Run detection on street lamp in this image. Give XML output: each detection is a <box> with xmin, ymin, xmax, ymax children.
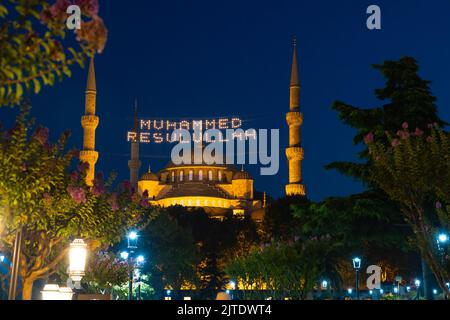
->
<box><xmin>322</xmin><ymin>280</ymin><xmax>328</xmax><ymax>290</ymax></box>
<box><xmin>347</xmin><ymin>288</ymin><xmax>353</xmax><ymax>295</ymax></box>
<box><xmin>415</xmin><ymin>279</ymin><xmax>421</xmax><ymax>300</ymax></box>
<box><xmin>125</xmin><ymin>230</ymin><xmax>139</xmax><ymax>300</ymax></box>
<box><xmin>128</xmin><ymin>231</ymin><xmax>138</xmax><ymax>249</ymax></box>
<box><xmin>136</xmin><ymin>255</ymin><xmax>145</xmax><ymax>300</ymax></box>
<box><xmin>120</xmin><ymin>251</ymin><xmax>129</xmax><ymax>260</ymax></box>
<box><xmin>69</xmin><ymin>238</ymin><xmax>87</xmax><ymax>282</ymax></box>
<box><xmin>438</xmin><ymin>233</ymin><xmax>449</xmax><ymax>244</ymax></box>
<box><xmin>352</xmin><ymin>257</ymin><xmax>361</xmax><ymax>300</ymax></box>
<box><xmin>137</xmin><ymin>255</ymin><xmax>145</xmax><ymax>264</ymax></box>
<box><xmin>0</xmin><ymin>254</ymin><xmax>4</xmax><ymax>263</ymax></box>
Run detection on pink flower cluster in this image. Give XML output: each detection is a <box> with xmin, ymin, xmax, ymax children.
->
<box><xmin>43</xmin><ymin>0</ymin><xmax>99</xmax><ymax>21</ymax></box>
<box><xmin>33</xmin><ymin>127</ymin><xmax>49</xmax><ymax>145</ymax></box>
<box><xmin>78</xmin><ymin>162</ymin><xmax>89</xmax><ymax>173</ymax></box>
<box><xmin>67</xmin><ymin>185</ymin><xmax>86</xmax><ymax>204</ymax></box>
<box><xmin>140</xmin><ymin>190</ymin><xmax>150</xmax><ymax>208</ymax></box>
<box><xmin>108</xmin><ymin>192</ymin><xmax>119</xmax><ymax>211</ymax></box>
<box><xmin>92</xmin><ymin>171</ymin><xmax>105</xmax><ymax>196</ymax></box>
<box><xmin>364</xmin><ymin>132</ymin><xmax>374</xmax><ymax>144</ymax></box>
<box><xmin>41</xmin><ymin>0</ymin><xmax>107</xmax><ymax>53</ymax></box>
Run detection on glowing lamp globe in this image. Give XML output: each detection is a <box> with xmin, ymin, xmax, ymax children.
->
<box><xmin>69</xmin><ymin>238</ymin><xmax>87</xmax><ymax>282</ymax></box>
<box><xmin>438</xmin><ymin>233</ymin><xmax>449</xmax><ymax>243</ymax></box>
<box><xmin>322</xmin><ymin>280</ymin><xmax>328</xmax><ymax>289</ymax></box>
<box><xmin>415</xmin><ymin>279</ymin><xmax>421</xmax><ymax>287</ymax></box>
<box><xmin>120</xmin><ymin>251</ymin><xmax>129</xmax><ymax>260</ymax></box>
<box><xmin>137</xmin><ymin>255</ymin><xmax>145</xmax><ymax>264</ymax></box>
<box><xmin>229</xmin><ymin>281</ymin><xmax>236</xmax><ymax>290</ymax></box>
<box><xmin>352</xmin><ymin>257</ymin><xmax>361</xmax><ymax>270</ymax></box>
<box><xmin>127</xmin><ymin>231</ymin><xmax>138</xmax><ymax>249</ymax></box>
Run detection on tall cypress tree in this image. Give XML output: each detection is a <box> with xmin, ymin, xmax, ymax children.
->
<box><xmin>326</xmin><ymin>56</ymin><xmax>448</xmax><ymax>299</ymax></box>
<box><xmin>326</xmin><ymin>56</ymin><xmax>447</xmax><ymax>182</ymax></box>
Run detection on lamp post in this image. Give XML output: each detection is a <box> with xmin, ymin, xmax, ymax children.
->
<box><xmin>136</xmin><ymin>255</ymin><xmax>145</xmax><ymax>300</ymax></box>
<box><xmin>8</xmin><ymin>226</ymin><xmax>23</xmax><ymax>300</ymax></box>
<box><xmin>229</xmin><ymin>280</ymin><xmax>236</xmax><ymax>300</ymax></box>
<box><xmin>352</xmin><ymin>257</ymin><xmax>361</xmax><ymax>300</ymax></box>
<box><xmin>415</xmin><ymin>279</ymin><xmax>421</xmax><ymax>300</ymax></box>
<box><xmin>68</xmin><ymin>238</ymin><xmax>88</xmax><ymax>284</ymax></box>
<box><xmin>124</xmin><ymin>230</ymin><xmax>139</xmax><ymax>301</ymax></box>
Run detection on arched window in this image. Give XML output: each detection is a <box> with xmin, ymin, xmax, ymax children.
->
<box><xmin>218</xmin><ymin>171</ymin><xmax>222</xmax><ymax>181</ymax></box>
<box><xmin>171</xmin><ymin>171</ymin><xmax>175</xmax><ymax>182</ymax></box>
<box><xmin>189</xmin><ymin>170</ymin><xmax>193</xmax><ymax>181</ymax></box>
<box><xmin>208</xmin><ymin>170</ymin><xmax>213</xmax><ymax>181</ymax></box>
<box><xmin>179</xmin><ymin>171</ymin><xmax>184</xmax><ymax>182</ymax></box>
<box><xmin>198</xmin><ymin>170</ymin><xmax>203</xmax><ymax>181</ymax></box>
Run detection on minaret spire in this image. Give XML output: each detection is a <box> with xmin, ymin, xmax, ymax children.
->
<box><xmin>80</xmin><ymin>57</ymin><xmax>99</xmax><ymax>186</ymax></box>
<box><xmin>128</xmin><ymin>99</ymin><xmax>141</xmax><ymax>189</ymax></box>
<box><xmin>290</xmin><ymin>36</ymin><xmax>299</xmax><ymax>88</ymax></box>
<box><xmin>285</xmin><ymin>37</ymin><xmax>305</xmax><ymax>196</ymax></box>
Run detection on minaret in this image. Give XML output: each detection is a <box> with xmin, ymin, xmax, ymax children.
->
<box><xmin>128</xmin><ymin>100</ymin><xmax>141</xmax><ymax>189</ymax></box>
<box><xmin>80</xmin><ymin>57</ymin><xmax>99</xmax><ymax>187</ymax></box>
<box><xmin>285</xmin><ymin>37</ymin><xmax>305</xmax><ymax>196</ymax></box>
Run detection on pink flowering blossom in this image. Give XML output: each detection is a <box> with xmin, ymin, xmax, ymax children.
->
<box><xmin>426</xmin><ymin>136</ymin><xmax>433</xmax><ymax>143</ymax></box>
<box><xmin>78</xmin><ymin>162</ymin><xmax>90</xmax><ymax>173</ymax></box>
<box><xmin>397</xmin><ymin>130</ymin><xmax>409</xmax><ymax>140</ymax></box>
<box><xmin>67</xmin><ymin>185</ymin><xmax>86</xmax><ymax>204</ymax></box>
<box><xmin>436</xmin><ymin>202</ymin><xmax>442</xmax><ymax>209</ymax></box>
<box><xmin>414</xmin><ymin>128</ymin><xmax>424</xmax><ymax>137</ymax></box>
<box><xmin>109</xmin><ymin>192</ymin><xmax>119</xmax><ymax>211</ymax></box>
<box><xmin>364</xmin><ymin>132</ymin><xmax>374</xmax><ymax>144</ymax></box>
<box><xmin>34</xmin><ymin>127</ymin><xmax>49</xmax><ymax>145</ymax></box>
<box><xmin>121</xmin><ymin>180</ymin><xmax>131</xmax><ymax>191</ymax></box>
<box><xmin>391</xmin><ymin>139</ymin><xmax>400</xmax><ymax>147</ymax></box>
<box><xmin>402</xmin><ymin>122</ymin><xmax>409</xmax><ymax>129</ymax></box>
<box><xmin>69</xmin><ymin>170</ymin><xmax>79</xmax><ymax>181</ymax></box>
<box><xmin>76</xmin><ymin>0</ymin><xmax>99</xmax><ymax>15</ymax></box>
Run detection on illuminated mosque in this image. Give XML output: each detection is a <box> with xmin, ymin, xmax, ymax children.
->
<box><xmin>79</xmin><ymin>41</ymin><xmax>305</xmax><ymax>220</ymax></box>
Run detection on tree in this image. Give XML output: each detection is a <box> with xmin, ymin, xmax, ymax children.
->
<box><xmin>262</xmin><ymin>195</ymin><xmax>309</xmax><ymax>241</ymax></box>
<box><xmin>327</xmin><ymin>57</ymin><xmax>447</xmax><ymax>182</ymax></box>
<box><xmin>140</xmin><ymin>210</ymin><xmax>199</xmax><ymax>295</ymax></box>
<box><xmin>0</xmin><ymin>106</ymin><xmax>154</xmax><ymax>299</ymax></box>
<box><xmin>0</xmin><ymin>0</ymin><xmax>107</xmax><ymax>106</ymax></box>
<box><xmin>365</xmin><ymin>124</ymin><xmax>450</xmax><ymax>295</ymax></box>
<box><xmin>81</xmin><ymin>251</ymin><xmax>132</xmax><ymax>296</ymax></box>
<box><xmin>225</xmin><ymin>242</ymin><xmax>325</xmax><ymax>300</ymax></box>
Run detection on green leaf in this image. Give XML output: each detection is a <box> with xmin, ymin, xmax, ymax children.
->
<box><xmin>33</xmin><ymin>79</ymin><xmax>41</xmax><ymax>94</ymax></box>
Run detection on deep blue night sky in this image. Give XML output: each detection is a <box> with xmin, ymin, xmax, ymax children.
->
<box><xmin>3</xmin><ymin>0</ymin><xmax>450</xmax><ymax>201</ymax></box>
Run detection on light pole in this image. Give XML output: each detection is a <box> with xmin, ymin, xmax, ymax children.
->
<box><xmin>136</xmin><ymin>255</ymin><xmax>145</xmax><ymax>300</ymax></box>
<box><xmin>229</xmin><ymin>280</ymin><xmax>236</xmax><ymax>300</ymax></box>
<box><xmin>8</xmin><ymin>226</ymin><xmax>23</xmax><ymax>300</ymax></box>
<box><xmin>415</xmin><ymin>279</ymin><xmax>421</xmax><ymax>300</ymax></box>
<box><xmin>352</xmin><ymin>257</ymin><xmax>361</xmax><ymax>300</ymax></box>
<box><xmin>437</xmin><ymin>232</ymin><xmax>449</xmax><ymax>300</ymax></box>
<box><xmin>125</xmin><ymin>230</ymin><xmax>138</xmax><ymax>300</ymax></box>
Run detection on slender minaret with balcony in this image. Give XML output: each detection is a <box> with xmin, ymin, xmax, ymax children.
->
<box><xmin>80</xmin><ymin>57</ymin><xmax>99</xmax><ymax>187</ymax></box>
<box><xmin>128</xmin><ymin>101</ymin><xmax>141</xmax><ymax>189</ymax></box>
<box><xmin>285</xmin><ymin>38</ymin><xmax>305</xmax><ymax>196</ymax></box>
